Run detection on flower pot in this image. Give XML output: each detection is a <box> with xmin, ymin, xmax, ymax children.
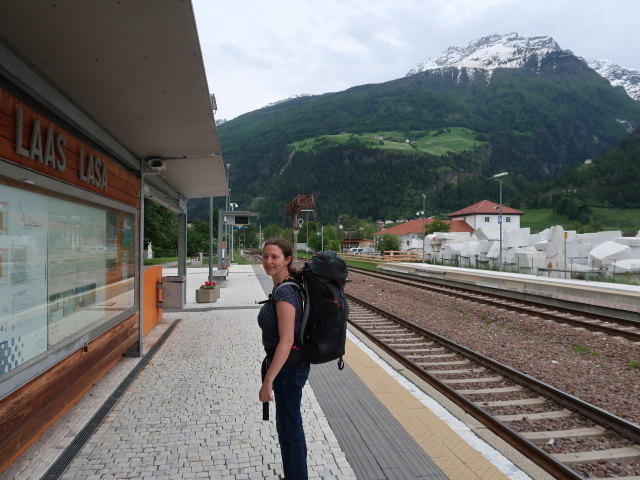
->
<box><xmin>196</xmin><ymin>288</ymin><xmax>219</xmax><ymax>303</ymax></box>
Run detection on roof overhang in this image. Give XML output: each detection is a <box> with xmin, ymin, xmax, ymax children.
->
<box><xmin>0</xmin><ymin>0</ymin><xmax>227</xmax><ymax>202</ymax></box>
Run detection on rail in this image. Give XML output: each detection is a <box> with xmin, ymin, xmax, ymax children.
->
<box><xmin>346</xmin><ymin>294</ymin><xmax>640</xmax><ymax>479</ymax></box>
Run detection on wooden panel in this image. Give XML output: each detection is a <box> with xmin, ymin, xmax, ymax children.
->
<box><xmin>0</xmin><ymin>315</ymin><xmax>139</xmax><ymax>472</ymax></box>
<box><xmin>0</xmin><ymin>89</ymin><xmax>139</xmax><ymax>208</ymax></box>
<box><xmin>143</xmin><ymin>265</ymin><xmax>163</xmax><ymax>335</ymax></box>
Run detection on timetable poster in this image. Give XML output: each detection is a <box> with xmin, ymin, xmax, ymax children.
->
<box><xmin>0</xmin><ymin>185</ymin><xmax>48</xmax><ymax>376</ymax></box>
<box><xmin>47</xmin><ymin>198</ymin><xmax>108</xmax><ymax>345</ymax></box>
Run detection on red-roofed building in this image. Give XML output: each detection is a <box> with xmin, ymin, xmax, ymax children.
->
<box><xmin>447</xmin><ymin>200</ymin><xmax>524</xmax><ymax>231</ymax></box>
<box><xmin>373</xmin><ymin>218</ymin><xmax>473</xmax><ymax>250</ymax></box>
<box><xmin>371</xmin><ymin>200</ymin><xmax>524</xmax><ymax>251</ymax></box>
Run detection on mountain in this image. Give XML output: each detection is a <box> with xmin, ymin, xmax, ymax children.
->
<box><xmin>554</xmin><ymin>127</ymin><xmax>640</xmax><ymax>209</ymax></box>
<box><xmin>407</xmin><ymin>33</ymin><xmax>564</xmax><ymax>76</ymax></box>
<box><xmin>212</xmin><ymin>34</ymin><xmax>640</xmax><ymax>224</ymax></box>
<box><xmin>583</xmin><ymin>58</ymin><xmax>640</xmax><ymax>102</ymax></box>
<box><xmin>408</xmin><ymin>32</ymin><xmax>640</xmax><ymax>103</ymax></box>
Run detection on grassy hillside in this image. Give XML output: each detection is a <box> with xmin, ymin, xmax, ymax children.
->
<box><xmin>288</xmin><ymin>127</ymin><xmax>487</xmax><ymax>156</ymax></box>
<box><xmin>592</xmin><ymin>208</ymin><xmax>640</xmax><ymax>230</ymax></box>
<box><xmin>519</xmin><ymin>209</ymin><xmax>573</xmax><ymax>232</ymax></box>
<box><xmin>521</xmin><ymin>208</ymin><xmax>640</xmax><ymax>232</ymax></box>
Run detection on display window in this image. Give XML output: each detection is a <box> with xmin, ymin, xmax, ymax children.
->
<box><xmin>0</xmin><ymin>172</ymin><xmax>136</xmax><ymax>392</ymax></box>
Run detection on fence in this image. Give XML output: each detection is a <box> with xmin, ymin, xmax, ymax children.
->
<box><xmin>339</xmin><ymin>251</ymin><xmax>610</xmax><ymax>281</ymax></box>
<box><xmin>340</xmin><ymin>251</ymin><xmax>426</xmax><ymax>264</ymax></box>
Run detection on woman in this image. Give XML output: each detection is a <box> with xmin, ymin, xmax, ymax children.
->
<box><xmin>258</xmin><ymin>237</ymin><xmax>309</xmax><ymax>479</ymax></box>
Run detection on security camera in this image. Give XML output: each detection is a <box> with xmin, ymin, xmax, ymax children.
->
<box><xmin>147</xmin><ymin>159</ymin><xmax>166</xmax><ymax>171</ymax></box>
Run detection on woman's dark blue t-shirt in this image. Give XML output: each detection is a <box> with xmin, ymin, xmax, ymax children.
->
<box><xmin>258</xmin><ymin>283</ymin><xmax>303</xmax><ymax>353</ymax></box>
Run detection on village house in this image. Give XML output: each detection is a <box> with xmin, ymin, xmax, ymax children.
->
<box><xmin>369</xmin><ymin>200</ymin><xmax>639</xmax><ymax>281</ymax></box>
<box><xmin>447</xmin><ymin>200</ymin><xmax>524</xmax><ymax>231</ymax></box>
<box><xmin>373</xmin><ymin>217</ymin><xmax>474</xmax><ymax>250</ymax></box>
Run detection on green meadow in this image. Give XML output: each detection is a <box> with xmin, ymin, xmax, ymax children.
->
<box><xmin>288</xmin><ymin>127</ymin><xmax>486</xmax><ymax>156</ymax></box>
<box><xmin>521</xmin><ymin>208</ymin><xmax>640</xmax><ymax>232</ymax></box>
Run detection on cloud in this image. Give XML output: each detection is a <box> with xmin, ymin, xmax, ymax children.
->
<box><xmin>193</xmin><ymin>0</ymin><xmax>640</xmax><ymax>120</ymax></box>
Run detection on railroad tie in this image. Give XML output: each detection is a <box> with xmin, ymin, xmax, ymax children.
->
<box><xmin>553</xmin><ymin>446</ymin><xmax>640</xmax><ymax>465</ymax></box>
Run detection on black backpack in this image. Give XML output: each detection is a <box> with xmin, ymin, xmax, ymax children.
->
<box><xmin>274</xmin><ymin>251</ymin><xmax>349</xmax><ymax>369</ymax></box>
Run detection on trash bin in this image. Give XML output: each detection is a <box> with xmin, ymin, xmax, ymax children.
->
<box><xmin>161</xmin><ymin>275</ymin><xmax>185</xmax><ymax>309</ymax></box>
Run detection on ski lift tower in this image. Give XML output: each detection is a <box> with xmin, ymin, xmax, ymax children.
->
<box><xmin>284</xmin><ymin>194</ymin><xmax>317</xmax><ymax>259</ymax></box>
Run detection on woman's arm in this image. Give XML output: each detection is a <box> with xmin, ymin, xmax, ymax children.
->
<box><xmin>259</xmin><ymin>300</ymin><xmax>296</xmax><ymax>402</ymax></box>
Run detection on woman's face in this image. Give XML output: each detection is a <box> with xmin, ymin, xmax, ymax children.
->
<box><xmin>262</xmin><ymin>244</ymin><xmax>291</xmax><ymax>281</ymax></box>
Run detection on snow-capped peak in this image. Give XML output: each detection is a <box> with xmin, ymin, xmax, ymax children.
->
<box><xmin>407</xmin><ymin>33</ymin><xmax>563</xmax><ymax>75</ymax></box>
<box><xmin>407</xmin><ymin>33</ymin><xmax>640</xmax><ymax>103</ymax></box>
<box><xmin>582</xmin><ymin>58</ymin><xmax>640</xmax><ymax>102</ymax></box>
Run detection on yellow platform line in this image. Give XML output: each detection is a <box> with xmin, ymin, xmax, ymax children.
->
<box><xmin>344</xmin><ymin>337</ymin><xmax>511</xmax><ymax>480</ymax></box>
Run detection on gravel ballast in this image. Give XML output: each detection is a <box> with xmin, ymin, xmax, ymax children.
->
<box><xmin>346</xmin><ymin>272</ymin><xmax>640</xmax><ymax>423</ymax></box>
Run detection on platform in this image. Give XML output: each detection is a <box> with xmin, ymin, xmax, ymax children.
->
<box><xmin>1</xmin><ymin>264</ymin><xmax>545</xmax><ymax>480</ymax></box>
<box><xmin>379</xmin><ymin>263</ymin><xmax>640</xmax><ymax>321</ymax></box>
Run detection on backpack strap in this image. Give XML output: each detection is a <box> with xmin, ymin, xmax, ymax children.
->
<box><xmin>271</xmin><ymin>280</ymin><xmax>307</xmax><ymax>347</ymax></box>
<box><xmin>272</xmin><ymin>280</ymin><xmax>303</xmax><ymax>313</ymax></box>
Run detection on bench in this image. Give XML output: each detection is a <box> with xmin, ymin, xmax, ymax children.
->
<box><xmin>210</xmin><ymin>268</ymin><xmax>229</xmax><ymax>288</ymax></box>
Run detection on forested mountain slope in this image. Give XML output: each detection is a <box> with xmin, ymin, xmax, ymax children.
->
<box><xmin>213</xmin><ymin>42</ymin><xmax>640</xmax><ymax>223</ymax></box>
<box><xmin>554</xmin><ymin>128</ymin><xmax>640</xmax><ymax>209</ymax></box>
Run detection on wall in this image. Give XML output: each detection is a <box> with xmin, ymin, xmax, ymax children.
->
<box><xmin>0</xmin><ymin>87</ymin><xmax>141</xmax><ymax>472</ymax></box>
<box><xmin>0</xmin><ymin>315</ymin><xmax>138</xmax><ymax>471</ymax></box>
<box><xmin>143</xmin><ymin>266</ymin><xmax>163</xmax><ymax>335</ymax></box>
<box><xmin>0</xmin><ymin>91</ymin><xmax>139</xmax><ymax>208</ymax></box>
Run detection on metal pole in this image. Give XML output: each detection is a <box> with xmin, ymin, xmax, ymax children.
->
<box><xmin>137</xmin><ymin>165</ymin><xmax>146</xmax><ymax>357</ymax></box>
<box><xmin>564</xmin><ymin>231</ymin><xmax>567</xmax><ymax>279</ymax></box>
<box><xmin>230</xmin><ymin>203</ymin><xmax>236</xmax><ymax>263</ymax></box>
<box><xmin>499</xmin><ymin>179</ymin><xmax>503</xmax><ymax>272</ymax></box>
<box><xmin>217</xmin><ymin>209</ymin><xmax>223</xmax><ymax>269</ymax></box>
<box><xmin>208</xmin><ymin>196</ymin><xmax>213</xmax><ymax>282</ymax></box>
<box><xmin>225</xmin><ymin>163</ymin><xmax>230</xmax><ymax>267</ymax></box>
<box><xmin>422</xmin><ymin>193</ymin><xmax>426</xmax><ymax>263</ymax></box>
<box><xmin>177</xmin><ymin>212</ymin><xmax>187</xmax><ymax>308</ymax></box>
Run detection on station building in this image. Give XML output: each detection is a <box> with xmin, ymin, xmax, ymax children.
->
<box><xmin>0</xmin><ymin>2</ymin><xmax>226</xmax><ymax>471</ymax></box>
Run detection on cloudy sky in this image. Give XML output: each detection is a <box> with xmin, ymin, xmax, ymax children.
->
<box><xmin>193</xmin><ymin>0</ymin><xmax>640</xmax><ymax>121</ymax></box>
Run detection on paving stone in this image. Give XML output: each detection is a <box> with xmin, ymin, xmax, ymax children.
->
<box><xmin>39</xmin><ymin>272</ymin><xmax>354</xmax><ymax>479</ymax></box>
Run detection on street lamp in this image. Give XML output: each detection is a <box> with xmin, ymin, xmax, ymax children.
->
<box><xmin>422</xmin><ymin>193</ymin><xmax>426</xmax><ymax>263</ymax></box>
<box><xmin>492</xmin><ymin>172</ymin><xmax>508</xmax><ymax>271</ymax></box>
<box><xmin>229</xmin><ymin>202</ymin><xmax>238</xmax><ymax>262</ymax></box>
<box><xmin>225</xmin><ymin>164</ymin><xmax>231</xmax><ymax>267</ymax></box>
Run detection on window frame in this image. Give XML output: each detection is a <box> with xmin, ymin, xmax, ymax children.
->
<box><xmin>0</xmin><ymin>160</ymin><xmax>138</xmax><ymax>400</ymax></box>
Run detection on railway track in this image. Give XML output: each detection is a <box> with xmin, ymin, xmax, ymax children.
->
<box><xmin>346</xmin><ymin>294</ymin><xmax>640</xmax><ymax>479</ymax></box>
<box><xmin>348</xmin><ymin>266</ymin><xmax>640</xmax><ymax>342</ymax></box>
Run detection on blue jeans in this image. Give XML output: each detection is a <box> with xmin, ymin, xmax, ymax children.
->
<box><xmin>273</xmin><ymin>361</ymin><xmax>310</xmax><ymax>479</ymax></box>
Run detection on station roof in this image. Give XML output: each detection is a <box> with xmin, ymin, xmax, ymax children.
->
<box><xmin>0</xmin><ymin>1</ymin><xmax>227</xmax><ymax>202</ymax></box>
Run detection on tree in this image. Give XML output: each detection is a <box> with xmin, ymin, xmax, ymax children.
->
<box><xmin>376</xmin><ymin>233</ymin><xmax>401</xmax><ymax>253</ymax></box>
<box><xmin>187</xmin><ymin>219</ymin><xmax>214</xmax><ymax>256</ymax></box>
<box><xmin>424</xmin><ymin>217</ymin><xmax>451</xmax><ymax>236</ymax></box>
<box><xmin>144</xmin><ymin>198</ymin><xmax>178</xmax><ymax>257</ymax></box>
<box><xmin>242</xmin><ymin>223</ymin><xmax>259</xmax><ymax>248</ymax></box>
<box><xmin>263</xmin><ymin>223</ymin><xmax>286</xmax><ymax>241</ymax></box>
<box><xmin>308</xmin><ymin>225</ymin><xmax>342</xmax><ymax>252</ymax></box>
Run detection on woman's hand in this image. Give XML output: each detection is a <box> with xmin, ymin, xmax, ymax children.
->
<box><xmin>259</xmin><ymin>379</ymin><xmax>273</xmax><ymax>402</ymax></box>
